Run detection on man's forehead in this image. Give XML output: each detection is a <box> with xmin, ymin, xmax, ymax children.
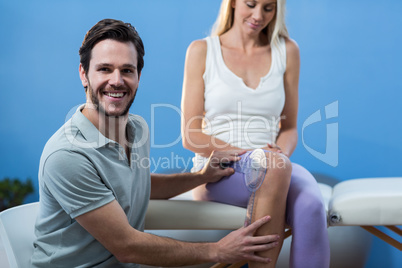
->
<box><xmin>90</xmin><ymin>39</ymin><xmax>138</xmax><ymax>65</ymax></box>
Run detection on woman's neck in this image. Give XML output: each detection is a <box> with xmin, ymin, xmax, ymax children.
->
<box><xmin>220</xmin><ymin>27</ymin><xmax>269</xmax><ymax>51</ymax></box>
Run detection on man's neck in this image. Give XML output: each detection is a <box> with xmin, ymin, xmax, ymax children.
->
<box><xmin>82</xmin><ymin>104</ymin><xmax>129</xmax><ymax>147</ymax></box>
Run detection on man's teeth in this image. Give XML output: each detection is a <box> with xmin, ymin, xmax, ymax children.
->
<box><xmin>105</xmin><ymin>92</ymin><xmax>124</xmax><ymax>98</ymax></box>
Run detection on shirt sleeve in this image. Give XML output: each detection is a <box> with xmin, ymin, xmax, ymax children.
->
<box><xmin>42</xmin><ymin>149</ymin><xmax>115</xmax><ymax>218</ymax></box>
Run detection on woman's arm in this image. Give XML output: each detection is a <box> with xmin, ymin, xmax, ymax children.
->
<box><xmin>275</xmin><ymin>38</ymin><xmax>300</xmax><ymax>157</ymax></box>
<box><xmin>181</xmin><ymin>40</ymin><xmax>239</xmax><ymax>157</ymax></box>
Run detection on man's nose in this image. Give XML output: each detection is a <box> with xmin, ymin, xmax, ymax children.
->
<box><xmin>109</xmin><ymin>70</ymin><xmax>124</xmax><ymax>87</ymax></box>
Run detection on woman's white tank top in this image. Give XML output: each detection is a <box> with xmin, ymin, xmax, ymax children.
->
<box><xmin>192</xmin><ymin>36</ymin><xmax>287</xmax><ymax>171</ymax></box>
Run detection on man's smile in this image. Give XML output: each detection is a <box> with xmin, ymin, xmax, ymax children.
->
<box><xmin>103</xmin><ymin>92</ymin><xmax>127</xmax><ymax>99</ymax></box>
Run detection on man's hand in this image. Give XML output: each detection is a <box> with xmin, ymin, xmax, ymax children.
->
<box><xmin>199</xmin><ymin>150</ymin><xmax>246</xmax><ymax>184</ymax></box>
<box><xmin>213</xmin><ymin>216</ymin><xmax>278</xmax><ymax>264</ymax></box>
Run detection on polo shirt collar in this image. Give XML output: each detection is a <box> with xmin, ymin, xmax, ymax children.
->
<box><xmin>71</xmin><ymin>104</ymin><xmax>111</xmax><ymax>148</ymax></box>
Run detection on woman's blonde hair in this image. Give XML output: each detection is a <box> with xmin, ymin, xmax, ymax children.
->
<box><xmin>211</xmin><ymin>0</ymin><xmax>289</xmax><ymax>48</ymax></box>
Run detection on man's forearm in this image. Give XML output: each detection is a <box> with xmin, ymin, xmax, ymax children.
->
<box><xmin>150</xmin><ymin>150</ymin><xmax>244</xmax><ymax>199</ymax></box>
<box><xmin>150</xmin><ymin>172</ymin><xmax>205</xmax><ymax>199</ymax></box>
<box><xmin>118</xmin><ymin>217</ymin><xmax>276</xmax><ymax>266</ymax></box>
<box><xmin>77</xmin><ymin>201</ymin><xmax>276</xmax><ymax>266</ymax></box>
<box><xmin>118</xmin><ymin>231</ymin><xmax>217</xmax><ymax>266</ymax></box>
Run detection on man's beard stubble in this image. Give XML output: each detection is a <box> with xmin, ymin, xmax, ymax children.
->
<box><xmin>87</xmin><ymin>83</ymin><xmax>137</xmax><ymax>117</ymax></box>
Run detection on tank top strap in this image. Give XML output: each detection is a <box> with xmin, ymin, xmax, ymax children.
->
<box><xmin>271</xmin><ymin>37</ymin><xmax>287</xmax><ymax>74</ymax></box>
<box><xmin>203</xmin><ymin>36</ymin><xmax>221</xmax><ymax>84</ymax></box>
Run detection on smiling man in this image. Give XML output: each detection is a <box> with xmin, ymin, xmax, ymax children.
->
<box><xmin>31</xmin><ymin>19</ymin><xmax>279</xmax><ymax>267</ymax></box>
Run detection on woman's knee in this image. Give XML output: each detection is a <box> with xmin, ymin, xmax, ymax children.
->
<box><xmin>291</xmin><ymin>163</ymin><xmax>316</xmax><ymax>184</ymax></box>
<box><xmin>260</xmin><ymin>151</ymin><xmax>292</xmax><ymax>190</ymax></box>
<box><xmin>267</xmin><ymin>151</ymin><xmax>292</xmax><ymax>176</ymax></box>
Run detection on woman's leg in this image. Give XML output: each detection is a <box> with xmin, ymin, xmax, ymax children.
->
<box><xmin>286</xmin><ymin>163</ymin><xmax>330</xmax><ymax>268</ymax></box>
<box><xmin>192</xmin><ymin>151</ymin><xmax>253</xmax><ymax>207</ymax></box>
<box><xmin>248</xmin><ymin>151</ymin><xmax>292</xmax><ymax>268</ymax></box>
<box><xmin>192</xmin><ymin>150</ymin><xmax>292</xmax><ymax>266</ymax></box>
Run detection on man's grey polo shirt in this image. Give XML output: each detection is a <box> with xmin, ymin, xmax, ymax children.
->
<box><xmin>32</xmin><ymin>105</ymin><xmax>151</xmax><ymax>267</ymax></box>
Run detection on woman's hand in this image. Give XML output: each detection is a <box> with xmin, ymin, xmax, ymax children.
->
<box><xmin>263</xmin><ymin>143</ymin><xmax>288</xmax><ymax>156</ymax></box>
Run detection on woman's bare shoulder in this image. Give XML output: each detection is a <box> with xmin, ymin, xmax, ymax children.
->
<box><xmin>187</xmin><ymin>39</ymin><xmax>207</xmax><ymax>57</ymax></box>
<box><xmin>283</xmin><ymin>37</ymin><xmax>300</xmax><ymax>58</ymax></box>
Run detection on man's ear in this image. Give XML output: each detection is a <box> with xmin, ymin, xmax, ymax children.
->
<box><xmin>138</xmin><ymin>71</ymin><xmax>141</xmax><ymax>82</ymax></box>
<box><xmin>79</xmin><ymin>64</ymin><xmax>88</xmax><ymax>88</ymax></box>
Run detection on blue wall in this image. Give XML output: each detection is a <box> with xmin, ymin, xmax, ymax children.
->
<box><xmin>0</xmin><ymin>0</ymin><xmax>401</xmax><ymax>266</ymax></box>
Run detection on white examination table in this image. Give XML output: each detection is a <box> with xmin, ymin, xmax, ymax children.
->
<box><xmin>145</xmin><ymin>177</ymin><xmax>402</xmax><ymax>267</ymax></box>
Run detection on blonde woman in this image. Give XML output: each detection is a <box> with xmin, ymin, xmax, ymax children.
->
<box><xmin>181</xmin><ymin>0</ymin><xmax>330</xmax><ymax>267</ymax></box>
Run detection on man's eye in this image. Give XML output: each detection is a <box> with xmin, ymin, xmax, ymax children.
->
<box><xmin>99</xmin><ymin>68</ymin><xmax>110</xmax><ymax>72</ymax></box>
<box><xmin>122</xmin><ymin>69</ymin><xmax>133</xmax><ymax>74</ymax></box>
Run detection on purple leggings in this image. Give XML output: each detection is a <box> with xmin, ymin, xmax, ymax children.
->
<box><xmin>193</xmin><ymin>157</ymin><xmax>330</xmax><ymax>268</ymax></box>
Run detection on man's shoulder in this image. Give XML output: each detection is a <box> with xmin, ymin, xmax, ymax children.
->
<box><xmin>43</xmin><ymin>118</ymin><xmax>79</xmax><ymax>154</ymax></box>
<box><xmin>39</xmin><ymin>116</ymin><xmax>87</xmax><ymax>171</ymax></box>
